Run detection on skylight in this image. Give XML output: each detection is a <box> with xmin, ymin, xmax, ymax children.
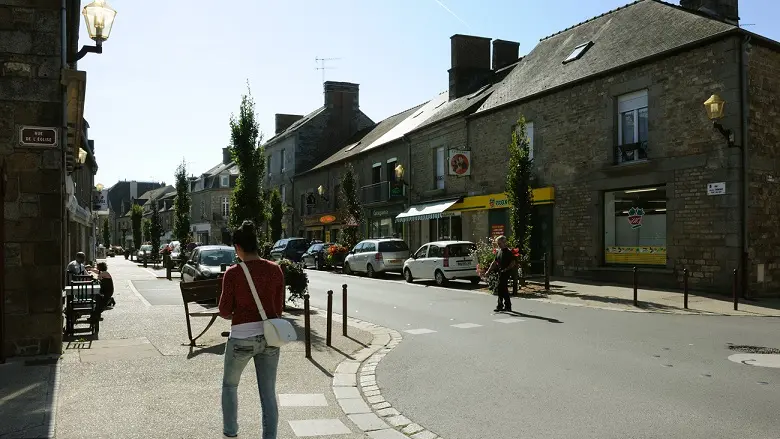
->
<box><xmin>563</xmin><ymin>41</ymin><xmax>593</xmax><ymax>63</ymax></box>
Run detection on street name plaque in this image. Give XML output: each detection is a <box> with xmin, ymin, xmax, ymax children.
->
<box><xmin>19</xmin><ymin>126</ymin><xmax>58</xmax><ymax>147</ymax></box>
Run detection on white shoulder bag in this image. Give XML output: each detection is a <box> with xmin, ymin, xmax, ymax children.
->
<box><xmin>239</xmin><ymin>262</ymin><xmax>297</xmax><ymax>347</ymax></box>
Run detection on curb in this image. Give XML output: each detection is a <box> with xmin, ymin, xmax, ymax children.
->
<box><xmin>313</xmin><ymin>308</ymin><xmax>443</xmax><ymax>439</ymax></box>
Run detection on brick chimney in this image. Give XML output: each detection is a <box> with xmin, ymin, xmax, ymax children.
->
<box><xmin>222</xmin><ymin>147</ymin><xmax>231</xmax><ymax>165</ymax></box>
<box><xmin>680</xmin><ymin>0</ymin><xmax>739</xmax><ymax>24</ymax></box>
<box><xmin>492</xmin><ymin>39</ymin><xmax>520</xmax><ymax>71</ymax></box>
<box><xmin>449</xmin><ymin>34</ymin><xmax>492</xmax><ymax>101</ymax></box>
<box><xmin>275</xmin><ymin>113</ymin><xmax>304</xmax><ymax>134</ymax></box>
<box><xmin>323</xmin><ymin>81</ymin><xmax>359</xmax><ymax>111</ymax></box>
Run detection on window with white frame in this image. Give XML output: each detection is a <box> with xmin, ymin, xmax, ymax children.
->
<box><xmin>222</xmin><ymin>196</ymin><xmax>229</xmax><ymax>217</ymax></box>
<box><xmin>220</xmin><ymin>174</ymin><xmax>229</xmax><ymax>187</ymax></box>
<box><xmin>280</xmin><ymin>184</ymin><xmax>286</xmax><ymax>204</ymax></box>
<box><xmin>617</xmin><ymin>90</ymin><xmax>648</xmax><ymax>163</ymax></box>
<box><xmin>434</xmin><ymin>146</ymin><xmax>445</xmax><ymax>190</ymax></box>
<box><xmin>280</xmin><ymin>149</ymin><xmax>286</xmax><ymax>173</ymax></box>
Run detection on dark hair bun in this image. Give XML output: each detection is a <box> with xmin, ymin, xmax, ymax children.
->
<box><xmin>240</xmin><ymin>220</ymin><xmax>255</xmax><ymax>234</ymax></box>
<box><xmin>232</xmin><ymin>220</ymin><xmax>259</xmax><ymax>253</ymax></box>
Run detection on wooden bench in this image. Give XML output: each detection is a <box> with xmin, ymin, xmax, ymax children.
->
<box><xmin>180</xmin><ymin>279</ymin><xmax>222</xmax><ymax>346</ymax></box>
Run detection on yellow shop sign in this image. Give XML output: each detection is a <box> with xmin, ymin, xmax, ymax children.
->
<box><xmin>448</xmin><ymin>187</ymin><xmax>555</xmax><ymax>212</ymax></box>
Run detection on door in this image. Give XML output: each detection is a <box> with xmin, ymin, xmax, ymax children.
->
<box><xmin>348</xmin><ymin>242</ymin><xmax>364</xmax><ymax>271</ymax></box>
<box><xmin>409</xmin><ymin>245</ymin><xmax>428</xmax><ymax>278</ymax></box>
<box><xmin>362</xmin><ymin>242</ymin><xmax>377</xmax><ymax>272</ymax></box>
<box><xmin>530</xmin><ymin>204</ymin><xmax>554</xmax><ymax>273</ymax></box>
<box><xmin>426</xmin><ymin>245</ymin><xmax>443</xmax><ymax>278</ymax></box>
<box><xmin>183</xmin><ymin>249</ymin><xmax>200</xmax><ymax>282</ymax></box>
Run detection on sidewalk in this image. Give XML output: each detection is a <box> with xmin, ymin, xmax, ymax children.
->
<box><xmin>4</xmin><ymin>257</ymin><xmax>377</xmax><ymax>439</ymax></box>
<box><xmin>520</xmin><ymin>278</ymin><xmax>780</xmax><ymax>317</ymax></box>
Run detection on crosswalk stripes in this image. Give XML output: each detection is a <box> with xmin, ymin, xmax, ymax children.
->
<box><xmin>451</xmin><ymin>323</ymin><xmax>482</xmax><ymax>329</ymax></box>
<box><xmin>404</xmin><ymin>328</ymin><xmax>437</xmax><ymax>335</ymax></box>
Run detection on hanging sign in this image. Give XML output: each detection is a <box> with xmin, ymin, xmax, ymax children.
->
<box><xmin>627</xmin><ymin>207</ymin><xmax>644</xmax><ymax>229</ymax></box>
<box><xmin>448</xmin><ymin>150</ymin><xmax>471</xmax><ymax>176</ymax></box>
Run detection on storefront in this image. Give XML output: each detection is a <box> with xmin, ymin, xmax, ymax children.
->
<box><xmin>302</xmin><ymin>213</ymin><xmax>341</xmax><ymax>243</ymax></box>
<box><xmin>603</xmin><ymin>185</ymin><xmax>667</xmax><ymax>266</ymax></box>
<box><xmin>395</xmin><ymin>198</ymin><xmax>462</xmax><ymax>249</ymax></box>
<box><xmin>366</xmin><ymin>204</ymin><xmax>406</xmax><ymax>239</ymax></box>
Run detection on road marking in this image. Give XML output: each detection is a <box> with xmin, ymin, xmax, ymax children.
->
<box><xmin>493</xmin><ymin>318</ymin><xmax>525</xmax><ymax>323</ymax></box>
<box><xmin>127</xmin><ymin>280</ymin><xmax>151</xmax><ymax>307</ymax></box>
<box><xmin>279</xmin><ymin>393</ymin><xmax>328</xmax><ymax>407</ymax></box>
<box><xmin>404</xmin><ymin>329</ymin><xmax>437</xmax><ymax>335</ymax></box>
<box><xmin>142</xmin><ymin>268</ymin><xmax>159</xmax><ymax>278</ymax></box>
<box><xmin>288</xmin><ymin>418</ymin><xmax>351</xmax><ymax>436</ymax></box>
<box><xmin>451</xmin><ymin>323</ymin><xmax>482</xmax><ymax>329</ymax></box>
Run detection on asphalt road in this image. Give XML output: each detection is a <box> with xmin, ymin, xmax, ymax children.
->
<box><xmin>304</xmin><ymin>269</ymin><xmax>780</xmax><ymax>439</ymax></box>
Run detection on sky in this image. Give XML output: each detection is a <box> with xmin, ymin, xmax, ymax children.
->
<box><xmin>80</xmin><ymin>0</ymin><xmax>779</xmax><ymax>187</ymax></box>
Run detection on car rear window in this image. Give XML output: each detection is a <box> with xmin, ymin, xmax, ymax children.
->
<box><xmin>379</xmin><ymin>241</ymin><xmax>409</xmax><ymax>252</ymax></box>
<box><xmin>447</xmin><ymin>243</ymin><xmax>475</xmax><ymax>257</ymax></box>
<box><xmin>289</xmin><ymin>240</ymin><xmax>308</xmax><ymax>249</ymax></box>
<box><xmin>140</xmin><ymin>245</ymin><xmax>153</xmax><ymax>251</ymax></box>
<box><xmin>199</xmin><ymin>249</ymin><xmax>236</xmax><ymax>266</ymax></box>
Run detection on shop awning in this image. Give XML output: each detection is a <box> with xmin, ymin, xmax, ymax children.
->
<box><xmin>395</xmin><ymin>199</ymin><xmax>460</xmax><ymax>223</ymax></box>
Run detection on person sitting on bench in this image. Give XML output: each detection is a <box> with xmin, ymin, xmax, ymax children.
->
<box><xmin>89</xmin><ymin>262</ymin><xmax>115</xmax><ymax>322</ymax></box>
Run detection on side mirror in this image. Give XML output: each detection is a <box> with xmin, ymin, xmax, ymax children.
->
<box><xmin>349</xmin><ymin>250</ymin><xmax>355</xmax><ymax>255</ymax></box>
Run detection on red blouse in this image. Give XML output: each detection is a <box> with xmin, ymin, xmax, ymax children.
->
<box><xmin>218</xmin><ymin>259</ymin><xmax>285</xmax><ymax>325</ymax></box>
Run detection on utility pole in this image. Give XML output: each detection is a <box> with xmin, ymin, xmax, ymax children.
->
<box><xmin>315</xmin><ymin>56</ymin><xmax>340</xmax><ymax>83</ymax></box>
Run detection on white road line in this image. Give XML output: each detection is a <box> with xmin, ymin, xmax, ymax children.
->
<box><xmin>127</xmin><ymin>280</ymin><xmax>152</xmax><ymax>307</ymax></box>
<box><xmin>451</xmin><ymin>323</ymin><xmax>483</xmax><ymax>329</ymax></box>
<box><xmin>494</xmin><ymin>318</ymin><xmax>525</xmax><ymax>323</ymax></box>
<box><xmin>404</xmin><ymin>328</ymin><xmax>437</xmax><ymax>335</ymax></box>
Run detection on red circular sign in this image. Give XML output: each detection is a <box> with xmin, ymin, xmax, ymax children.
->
<box><xmin>320</xmin><ymin>215</ymin><xmax>336</xmax><ymax>224</ymax></box>
<box><xmin>450</xmin><ymin>153</ymin><xmax>470</xmax><ymax>175</ymax></box>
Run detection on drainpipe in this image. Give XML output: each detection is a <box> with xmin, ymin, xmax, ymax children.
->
<box><xmin>404</xmin><ymin>135</ymin><xmax>412</xmax><ymax>245</ymax></box>
<box><xmin>60</xmin><ymin>0</ymin><xmax>69</xmax><ymax>316</ymax></box>
<box><xmin>1</xmin><ymin>161</ymin><xmax>6</xmax><ymax>363</ymax></box>
<box><xmin>739</xmin><ymin>34</ymin><xmax>751</xmax><ymax>298</ymax></box>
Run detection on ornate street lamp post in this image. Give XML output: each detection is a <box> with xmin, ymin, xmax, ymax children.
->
<box><xmin>75</xmin><ymin>0</ymin><xmax>118</xmax><ymax>61</ymax></box>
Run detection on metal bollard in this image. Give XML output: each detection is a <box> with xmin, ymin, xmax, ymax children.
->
<box><xmin>326</xmin><ymin>290</ymin><xmax>333</xmax><ymax>347</ymax></box>
<box><xmin>683</xmin><ymin>268</ymin><xmax>688</xmax><ymax>309</ymax></box>
<box><xmin>733</xmin><ymin>269</ymin><xmax>739</xmax><ymax>311</ymax></box>
<box><xmin>143</xmin><ymin>257</ymin><xmax>147</xmax><ymax>268</ymax></box>
<box><xmin>543</xmin><ymin>252</ymin><xmax>550</xmax><ymax>291</ymax></box>
<box><xmin>304</xmin><ymin>293</ymin><xmax>311</xmax><ymax>359</ymax></box>
<box><xmin>633</xmin><ymin>266</ymin><xmax>638</xmax><ymax>306</ymax></box>
<box><xmin>342</xmin><ymin>284</ymin><xmax>348</xmax><ymax>336</ymax></box>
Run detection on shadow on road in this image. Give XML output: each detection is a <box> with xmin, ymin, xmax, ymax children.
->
<box><xmin>503</xmin><ymin>310</ymin><xmax>563</xmax><ymax>324</ymax></box>
<box><xmin>187</xmin><ymin>342</ymin><xmax>226</xmax><ymax>359</ymax></box>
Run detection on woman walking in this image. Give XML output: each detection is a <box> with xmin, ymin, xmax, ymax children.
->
<box><xmin>219</xmin><ymin>220</ymin><xmax>285</xmax><ymax>438</ymax></box>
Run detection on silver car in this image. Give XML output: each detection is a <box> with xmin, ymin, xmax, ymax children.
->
<box><xmin>343</xmin><ymin>239</ymin><xmax>410</xmax><ymax>277</ymax></box>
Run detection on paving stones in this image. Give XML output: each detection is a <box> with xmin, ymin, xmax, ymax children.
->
<box><xmin>288</xmin><ymin>419</ymin><xmax>352</xmax><ymax>437</ymax></box>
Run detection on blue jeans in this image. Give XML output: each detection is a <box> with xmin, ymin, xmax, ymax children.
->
<box><xmin>222</xmin><ymin>335</ymin><xmax>280</xmax><ymax>438</ymax></box>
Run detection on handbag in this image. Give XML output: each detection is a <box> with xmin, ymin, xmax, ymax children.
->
<box><xmin>238</xmin><ymin>262</ymin><xmax>297</xmax><ymax>347</ymax></box>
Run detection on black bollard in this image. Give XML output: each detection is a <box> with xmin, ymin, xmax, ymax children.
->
<box><xmin>326</xmin><ymin>290</ymin><xmax>333</xmax><ymax>347</ymax></box>
<box><xmin>342</xmin><ymin>284</ymin><xmax>348</xmax><ymax>336</ymax></box>
<box><xmin>143</xmin><ymin>257</ymin><xmax>147</xmax><ymax>268</ymax></box>
<box><xmin>733</xmin><ymin>269</ymin><xmax>738</xmax><ymax>311</ymax></box>
<box><xmin>683</xmin><ymin>268</ymin><xmax>688</xmax><ymax>309</ymax></box>
<box><xmin>304</xmin><ymin>293</ymin><xmax>311</xmax><ymax>358</ymax></box>
<box><xmin>166</xmin><ymin>255</ymin><xmax>172</xmax><ymax>280</ymax></box>
<box><xmin>544</xmin><ymin>252</ymin><xmax>550</xmax><ymax>291</ymax></box>
<box><xmin>633</xmin><ymin>266</ymin><xmax>638</xmax><ymax>306</ymax></box>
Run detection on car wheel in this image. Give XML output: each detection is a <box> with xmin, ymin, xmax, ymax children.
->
<box><xmin>404</xmin><ymin>268</ymin><xmax>414</xmax><ymax>283</ymax></box>
<box><xmin>435</xmin><ymin>270</ymin><xmax>447</xmax><ymax>286</ymax></box>
<box><xmin>367</xmin><ymin>264</ymin><xmax>375</xmax><ymax>278</ymax></box>
<box><xmin>470</xmin><ymin>277</ymin><xmax>481</xmax><ymax>285</ymax></box>
<box><xmin>343</xmin><ymin>262</ymin><xmax>352</xmax><ymax>275</ymax></box>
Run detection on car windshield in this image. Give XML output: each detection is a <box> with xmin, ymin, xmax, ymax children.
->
<box><xmin>289</xmin><ymin>240</ymin><xmax>308</xmax><ymax>249</ymax></box>
<box><xmin>447</xmin><ymin>243</ymin><xmax>475</xmax><ymax>257</ymax></box>
<box><xmin>200</xmin><ymin>249</ymin><xmax>236</xmax><ymax>266</ymax></box>
<box><xmin>379</xmin><ymin>241</ymin><xmax>409</xmax><ymax>252</ymax></box>
<box><xmin>140</xmin><ymin>245</ymin><xmax>153</xmax><ymax>251</ymax></box>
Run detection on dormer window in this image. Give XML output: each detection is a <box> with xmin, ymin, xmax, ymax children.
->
<box><xmin>563</xmin><ymin>41</ymin><xmax>593</xmax><ymax>64</ymax></box>
<box><xmin>220</xmin><ymin>174</ymin><xmax>229</xmax><ymax>188</ymax></box>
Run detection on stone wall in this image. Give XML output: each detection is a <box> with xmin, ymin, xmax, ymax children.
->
<box><xmin>1</xmin><ymin>0</ymin><xmax>66</xmax><ymax>356</ymax></box>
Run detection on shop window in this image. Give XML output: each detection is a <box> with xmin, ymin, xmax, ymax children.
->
<box><xmin>617</xmin><ymin>90</ymin><xmax>649</xmax><ymax>164</ymax></box>
<box><xmin>370</xmin><ymin>218</ymin><xmax>393</xmax><ymax>238</ymax></box>
<box><xmin>604</xmin><ymin>186</ymin><xmax>666</xmax><ymax>265</ymax></box>
<box><xmin>428</xmin><ymin>215</ymin><xmax>462</xmax><ymax>242</ymax></box>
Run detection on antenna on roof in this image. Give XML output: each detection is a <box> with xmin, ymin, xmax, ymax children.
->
<box><xmin>315</xmin><ymin>56</ymin><xmax>341</xmax><ymax>83</ymax></box>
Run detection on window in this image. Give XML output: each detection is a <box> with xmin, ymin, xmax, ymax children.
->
<box><xmin>386</xmin><ymin>158</ymin><xmax>397</xmax><ymax>182</ymax></box>
<box><xmin>222</xmin><ymin>196</ymin><xmax>229</xmax><ymax>217</ymax></box>
<box><xmin>427</xmin><ymin>245</ymin><xmax>443</xmax><ymax>258</ymax></box>
<box><xmin>378</xmin><ymin>241</ymin><xmax>408</xmax><ymax>252</ymax></box>
<box><xmin>200</xmin><ymin>200</ymin><xmax>206</xmax><ymax>219</ymax></box>
<box><xmin>563</xmin><ymin>41</ymin><xmax>593</xmax><ymax>63</ymax></box>
<box><xmin>280</xmin><ymin>149</ymin><xmax>286</xmax><ymax>173</ymax></box>
<box><xmin>434</xmin><ymin>146</ymin><xmax>445</xmax><ymax>189</ymax></box>
<box><xmin>617</xmin><ymin>90</ymin><xmax>649</xmax><ymax>163</ymax></box>
<box><xmin>267</xmin><ymin>156</ymin><xmax>272</xmax><ymax>176</ymax></box>
<box><xmin>428</xmin><ymin>215</ymin><xmax>462</xmax><ymax>241</ymax></box>
<box><xmin>220</xmin><ymin>174</ymin><xmax>229</xmax><ymax>188</ymax></box>
<box><xmin>414</xmin><ymin>245</ymin><xmax>428</xmax><ymax>259</ymax></box>
<box><xmin>604</xmin><ymin>186</ymin><xmax>667</xmax><ymax>266</ymax></box>
<box><xmin>363</xmin><ymin>242</ymin><xmax>377</xmax><ymax>253</ymax></box>
<box><xmin>280</xmin><ymin>184</ymin><xmax>286</xmax><ymax>204</ymax></box>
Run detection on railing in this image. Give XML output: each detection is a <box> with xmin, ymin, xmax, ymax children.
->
<box><xmin>360</xmin><ymin>181</ymin><xmax>405</xmax><ymax>204</ymax></box>
<box><xmin>616</xmin><ymin>140</ymin><xmax>648</xmax><ymax>164</ymax></box>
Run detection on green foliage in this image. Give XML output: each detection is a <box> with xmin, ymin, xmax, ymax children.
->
<box><xmin>173</xmin><ymin>160</ymin><xmax>191</xmax><ymax>245</ymax></box>
<box><xmin>471</xmin><ymin>238</ymin><xmax>500</xmax><ymax>294</ymax></box>
<box><xmin>101</xmin><ymin>218</ymin><xmax>110</xmax><ymax>247</ymax></box>
<box><xmin>269</xmin><ymin>188</ymin><xmax>284</xmax><ymax>242</ymax></box>
<box><xmin>131</xmin><ymin>204</ymin><xmax>144</xmax><ymax>249</ymax></box>
<box><xmin>229</xmin><ymin>85</ymin><xmax>266</xmax><ymax>231</ymax></box>
<box><xmin>150</xmin><ymin>198</ymin><xmax>163</xmax><ymax>256</ymax></box>
<box><xmin>278</xmin><ymin>259</ymin><xmax>309</xmax><ymax>302</ymax></box>
<box><xmin>506</xmin><ymin>116</ymin><xmax>534</xmax><ymax>259</ymax></box>
<box><xmin>338</xmin><ymin>165</ymin><xmax>362</xmax><ymax>249</ymax></box>
<box><xmin>142</xmin><ymin>218</ymin><xmax>151</xmax><ymax>243</ymax></box>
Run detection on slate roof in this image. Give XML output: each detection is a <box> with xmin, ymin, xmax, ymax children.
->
<box><xmin>476</xmin><ymin>0</ymin><xmax>737</xmax><ymax>114</ymax></box>
<box><xmin>305</xmin><ymin>91</ymin><xmax>450</xmax><ymax>173</ymax></box>
<box><xmin>138</xmin><ymin>186</ymin><xmax>175</xmax><ymax>203</ymax></box>
<box><xmin>202</xmin><ymin>161</ymin><xmax>238</xmax><ymax>177</ymax></box>
<box><xmin>264</xmin><ymin>107</ymin><xmax>326</xmax><ymax>145</ymax></box>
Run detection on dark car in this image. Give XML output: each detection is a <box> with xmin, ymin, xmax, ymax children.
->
<box><xmin>269</xmin><ymin>238</ymin><xmax>309</xmax><ymax>262</ymax></box>
<box><xmin>181</xmin><ymin>245</ymin><xmax>236</xmax><ymax>282</ymax></box>
<box><xmin>302</xmin><ymin>242</ymin><xmax>333</xmax><ymax>270</ymax></box>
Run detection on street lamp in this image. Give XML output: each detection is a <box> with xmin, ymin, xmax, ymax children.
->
<box><xmin>95</xmin><ymin>183</ymin><xmax>104</xmax><ymax>191</ymax></box>
<box><xmin>75</xmin><ymin>0</ymin><xmax>118</xmax><ymax>62</ymax></box>
<box><xmin>317</xmin><ymin>185</ymin><xmax>329</xmax><ymax>201</ymax></box>
<box><xmin>703</xmin><ymin>94</ymin><xmax>736</xmax><ymax>148</ymax></box>
<box><xmin>77</xmin><ymin>147</ymin><xmax>88</xmax><ymax>164</ymax></box>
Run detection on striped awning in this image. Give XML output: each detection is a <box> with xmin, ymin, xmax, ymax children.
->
<box><xmin>395</xmin><ymin>199</ymin><xmax>460</xmax><ymax>223</ymax></box>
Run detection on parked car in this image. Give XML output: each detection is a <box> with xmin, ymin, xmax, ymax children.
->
<box><xmin>269</xmin><ymin>238</ymin><xmax>309</xmax><ymax>262</ymax></box>
<box><xmin>302</xmin><ymin>242</ymin><xmax>333</xmax><ymax>270</ymax></box>
<box><xmin>181</xmin><ymin>245</ymin><xmax>237</xmax><ymax>282</ymax></box>
<box><xmin>403</xmin><ymin>241</ymin><xmax>479</xmax><ymax>286</ymax></box>
<box><xmin>343</xmin><ymin>239</ymin><xmax>410</xmax><ymax>277</ymax></box>
<box><xmin>136</xmin><ymin>244</ymin><xmax>154</xmax><ymax>262</ymax></box>
<box><xmin>107</xmin><ymin>247</ymin><xmax>115</xmax><ymax>257</ymax></box>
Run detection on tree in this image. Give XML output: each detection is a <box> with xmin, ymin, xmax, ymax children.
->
<box><xmin>228</xmin><ymin>85</ymin><xmax>266</xmax><ymax>231</ymax></box>
<box><xmin>150</xmin><ymin>197</ymin><xmax>163</xmax><ymax>256</ymax></box>
<box><xmin>173</xmin><ymin>160</ymin><xmax>191</xmax><ymax>244</ymax></box>
<box><xmin>102</xmin><ymin>218</ymin><xmax>110</xmax><ymax>247</ymax></box>
<box><xmin>506</xmin><ymin>116</ymin><xmax>534</xmax><ymax>283</ymax></box>
<box><xmin>269</xmin><ymin>188</ymin><xmax>284</xmax><ymax>242</ymax></box>
<box><xmin>142</xmin><ymin>218</ymin><xmax>151</xmax><ymax>244</ymax></box>
<box><xmin>131</xmin><ymin>204</ymin><xmax>144</xmax><ymax>249</ymax></box>
<box><xmin>339</xmin><ymin>165</ymin><xmax>363</xmax><ymax>249</ymax></box>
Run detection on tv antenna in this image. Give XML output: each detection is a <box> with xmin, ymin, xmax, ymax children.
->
<box><xmin>315</xmin><ymin>57</ymin><xmax>340</xmax><ymax>83</ymax></box>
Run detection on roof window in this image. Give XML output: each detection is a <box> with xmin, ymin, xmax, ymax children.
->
<box><xmin>563</xmin><ymin>41</ymin><xmax>593</xmax><ymax>64</ymax></box>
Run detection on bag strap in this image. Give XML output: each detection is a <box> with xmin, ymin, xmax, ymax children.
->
<box><xmin>239</xmin><ymin>262</ymin><xmax>268</xmax><ymax>321</ymax></box>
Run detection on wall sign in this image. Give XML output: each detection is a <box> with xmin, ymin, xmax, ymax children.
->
<box><xmin>320</xmin><ymin>214</ymin><xmax>336</xmax><ymax>224</ymax></box>
<box><xmin>448</xmin><ymin>150</ymin><xmax>471</xmax><ymax>176</ymax></box>
<box><xmin>490</xmin><ymin>224</ymin><xmax>505</xmax><ymax>238</ymax></box>
<box><xmin>707</xmin><ymin>182</ymin><xmax>726</xmax><ymax>196</ymax></box>
<box><xmin>19</xmin><ymin>126</ymin><xmax>58</xmax><ymax>147</ymax></box>
<box><xmin>627</xmin><ymin>207</ymin><xmax>644</xmax><ymax>229</ymax></box>
<box><xmin>93</xmin><ymin>189</ymin><xmax>109</xmax><ymax>211</ymax></box>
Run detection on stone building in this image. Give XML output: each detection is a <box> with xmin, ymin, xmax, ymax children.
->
<box><xmin>405</xmin><ymin>0</ymin><xmax>780</xmax><ymax>296</ymax></box>
<box><xmin>189</xmin><ymin>148</ymin><xmax>238</xmax><ymax>244</ymax></box>
<box><xmin>105</xmin><ymin>180</ymin><xmax>163</xmax><ymax>247</ymax></box>
<box><xmin>263</xmin><ymin>81</ymin><xmax>374</xmax><ymax>236</ymax></box>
